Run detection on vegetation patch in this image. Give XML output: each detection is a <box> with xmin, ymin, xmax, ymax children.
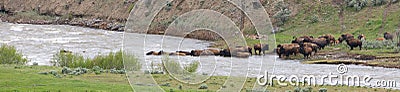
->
<box><xmin>51</xmin><ymin>50</ymin><xmax>140</xmax><ymax>70</ymax></box>
<box><xmin>0</xmin><ymin>44</ymin><xmax>28</xmax><ymax>65</ymax></box>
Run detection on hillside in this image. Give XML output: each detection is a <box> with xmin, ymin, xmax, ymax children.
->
<box><xmin>0</xmin><ymin>0</ymin><xmax>399</xmax><ymax>42</ymax></box>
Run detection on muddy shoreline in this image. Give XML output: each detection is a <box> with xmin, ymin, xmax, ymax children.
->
<box><xmin>304</xmin><ymin>48</ymin><xmax>400</xmax><ymax>69</ymax></box>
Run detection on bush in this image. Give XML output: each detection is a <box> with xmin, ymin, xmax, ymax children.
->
<box><xmin>32</xmin><ymin>62</ymin><xmax>39</xmax><ymax>66</ymax></box>
<box><xmin>363</xmin><ymin>40</ymin><xmax>397</xmax><ymax>49</ymax></box>
<box><xmin>347</xmin><ymin>0</ymin><xmax>368</xmax><ymax>11</ymax></box>
<box><xmin>0</xmin><ymin>44</ymin><xmax>28</xmax><ymax>65</ymax></box>
<box><xmin>52</xmin><ymin>50</ymin><xmax>140</xmax><ymax>70</ymax></box>
<box><xmin>293</xmin><ymin>87</ymin><xmax>301</xmax><ymax>92</ymax></box>
<box><xmin>273</xmin><ymin>1</ymin><xmax>291</xmax><ymax>26</ymax></box>
<box><xmin>162</xmin><ymin>56</ymin><xmax>184</xmax><ymax>74</ymax></box>
<box><xmin>198</xmin><ymin>83</ymin><xmax>208</xmax><ymax>89</ymax></box>
<box><xmin>309</xmin><ymin>15</ymin><xmax>319</xmax><ymax>24</ymax></box>
<box><xmin>184</xmin><ymin>61</ymin><xmax>199</xmax><ymax>73</ymax></box>
<box><xmin>371</xmin><ymin>0</ymin><xmax>386</xmax><ymax>6</ymax></box>
<box><xmin>51</xmin><ymin>50</ymin><xmax>86</xmax><ymax>68</ymax></box>
<box><xmin>302</xmin><ymin>87</ymin><xmax>313</xmax><ymax>92</ymax></box>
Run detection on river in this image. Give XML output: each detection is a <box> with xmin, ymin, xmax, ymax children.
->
<box><xmin>0</xmin><ymin>22</ymin><xmax>399</xmax><ymax>89</ymax></box>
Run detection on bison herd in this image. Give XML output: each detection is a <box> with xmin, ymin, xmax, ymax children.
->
<box><xmin>146</xmin><ymin>32</ymin><xmax>398</xmax><ymax>59</ymax></box>
<box><xmin>146</xmin><ymin>44</ymin><xmax>269</xmax><ymax>58</ymax></box>
<box><xmin>278</xmin><ymin>32</ymin><xmax>398</xmax><ymax>59</ymax></box>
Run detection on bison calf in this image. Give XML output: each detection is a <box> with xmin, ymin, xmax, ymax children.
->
<box><xmin>254</xmin><ymin>44</ymin><xmax>269</xmax><ymax>55</ymax></box>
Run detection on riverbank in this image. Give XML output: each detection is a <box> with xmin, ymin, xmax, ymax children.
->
<box><xmin>303</xmin><ymin>46</ymin><xmax>400</xmax><ymax>69</ymax></box>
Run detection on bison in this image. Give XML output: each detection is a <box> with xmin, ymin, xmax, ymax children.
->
<box><xmin>176</xmin><ymin>51</ymin><xmax>192</xmax><ymax>56</ymax></box>
<box><xmin>299</xmin><ymin>45</ymin><xmax>313</xmax><ymax>59</ymax></box>
<box><xmin>277</xmin><ymin>43</ymin><xmax>300</xmax><ymax>58</ymax></box>
<box><xmin>292</xmin><ymin>35</ymin><xmax>313</xmax><ymax>43</ymax></box>
<box><xmin>346</xmin><ymin>38</ymin><xmax>363</xmax><ymax>50</ymax></box>
<box><xmin>311</xmin><ymin>38</ymin><xmax>329</xmax><ymax>50</ymax></box>
<box><xmin>320</xmin><ymin>34</ymin><xmax>336</xmax><ymax>45</ymax></box>
<box><xmin>301</xmin><ymin>42</ymin><xmax>319</xmax><ymax>53</ymax></box>
<box><xmin>253</xmin><ymin>44</ymin><xmax>269</xmax><ymax>55</ymax></box>
<box><xmin>204</xmin><ymin>49</ymin><xmax>221</xmax><ymax>56</ymax></box>
<box><xmin>384</xmin><ymin>32</ymin><xmax>394</xmax><ymax>41</ymax></box>
<box><xmin>146</xmin><ymin>51</ymin><xmax>166</xmax><ymax>55</ymax></box>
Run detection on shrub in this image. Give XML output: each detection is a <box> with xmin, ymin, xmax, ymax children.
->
<box><xmin>52</xmin><ymin>50</ymin><xmax>140</xmax><ymax>70</ymax></box>
<box><xmin>371</xmin><ymin>0</ymin><xmax>386</xmax><ymax>6</ymax></box>
<box><xmin>273</xmin><ymin>1</ymin><xmax>291</xmax><ymax>26</ymax></box>
<box><xmin>293</xmin><ymin>87</ymin><xmax>301</xmax><ymax>92</ymax></box>
<box><xmin>347</xmin><ymin>0</ymin><xmax>368</xmax><ymax>11</ymax></box>
<box><xmin>162</xmin><ymin>56</ymin><xmax>184</xmax><ymax>74</ymax></box>
<box><xmin>0</xmin><ymin>44</ymin><xmax>28</xmax><ymax>65</ymax></box>
<box><xmin>199</xmin><ymin>83</ymin><xmax>208</xmax><ymax>89</ymax></box>
<box><xmin>362</xmin><ymin>40</ymin><xmax>397</xmax><ymax>49</ymax></box>
<box><xmin>51</xmin><ymin>50</ymin><xmax>86</xmax><ymax>68</ymax></box>
<box><xmin>32</xmin><ymin>62</ymin><xmax>39</xmax><ymax>66</ymax></box>
<box><xmin>302</xmin><ymin>87</ymin><xmax>313</xmax><ymax>92</ymax></box>
<box><xmin>309</xmin><ymin>15</ymin><xmax>319</xmax><ymax>24</ymax></box>
<box><xmin>184</xmin><ymin>61</ymin><xmax>199</xmax><ymax>73</ymax></box>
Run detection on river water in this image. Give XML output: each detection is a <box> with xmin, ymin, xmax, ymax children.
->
<box><xmin>0</xmin><ymin>22</ymin><xmax>399</xmax><ymax>89</ymax></box>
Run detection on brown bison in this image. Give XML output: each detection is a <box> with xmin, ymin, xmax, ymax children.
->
<box><xmin>169</xmin><ymin>52</ymin><xmax>187</xmax><ymax>56</ymax></box>
<box><xmin>176</xmin><ymin>51</ymin><xmax>192</xmax><ymax>56</ymax></box>
<box><xmin>338</xmin><ymin>34</ymin><xmax>355</xmax><ymax>43</ymax></box>
<box><xmin>292</xmin><ymin>35</ymin><xmax>313</xmax><ymax>43</ymax></box>
<box><xmin>277</xmin><ymin>43</ymin><xmax>300</xmax><ymax>58</ymax></box>
<box><xmin>311</xmin><ymin>38</ymin><xmax>329</xmax><ymax>50</ymax></box>
<box><xmin>320</xmin><ymin>34</ymin><xmax>336</xmax><ymax>45</ymax></box>
<box><xmin>346</xmin><ymin>38</ymin><xmax>363</xmax><ymax>50</ymax></box>
<box><xmin>299</xmin><ymin>44</ymin><xmax>314</xmax><ymax>59</ymax></box>
<box><xmin>253</xmin><ymin>44</ymin><xmax>269</xmax><ymax>55</ymax></box>
<box><xmin>190</xmin><ymin>50</ymin><xmax>213</xmax><ymax>56</ymax></box>
<box><xmin>234</xmin><ymin>52</ymin><xmax>251</xmax><ymax>58</ymax></box>
<box><xmin>384</xmin><ymin>32</ymin><xmax>394</xmax><ymax>41</ymax></box>
<box><xmin>146</xmin><ymin>51</ymin><xmax>166</xmax><ymax>55</ymax></box>
<box><xmin>301</xmin><ymin>42</ymin><xmax>319</xmax><ymax>53</ymax></box>
<box><xmin>204</xmin><ymin>49</ymin><xmax>221</xmax><ymax>56</ymax></box>
<box><xmin>219</xmin><ymin>46</ymin><xmax>252</xmax><ymax>57</ymax></box>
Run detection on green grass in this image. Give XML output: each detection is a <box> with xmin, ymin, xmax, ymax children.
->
<box><xmin>0</xmin><ymin>64</ymin><xmax>132</xmax><ymax>92</ymax></box>
<box><xmin>0</xmin><ymin>64</ymin><xmax>396</xmax><ymax>92</ymax></box>
<box><xmin>0</xmin><ymin>44</ymin><xmax>28</xmax><ymax>65</ymax></box>
<box><xmin>13</xmin><ymin>11</ymin><xmax>55</xmax><ymax>21</ymax></box>
<box><xmin>184</xmin><ymin>61</ymin><xmax>199</xmax><ymax>73</ymax></box>
<box><xmin>52</xmin><ymin>50</ymin><xmax>140</xmax><ymax>70</ymax></box>
<box><xmin>276</xmin><ymin>1</ymin><xmax>400</xmax><ymax>44</ymax></box>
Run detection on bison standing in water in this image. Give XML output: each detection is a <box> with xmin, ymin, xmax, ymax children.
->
<box><xmin>299</xmin><ymin>43</ymin><xmax>314</xmax><ymax>59</ymax></box>
<box><xmin>384</xmin><ymin>32</ymin><xmax>394</xmax><ymax>41</ymax></box>
<box><xmin>253</xmin><ymin>44</ymin><xmax>269</xmax><ymax>55</ymax></box>
<box><xmin>346</xmin><ymin>38</ymin><xmax>363</xmax><ymax>50</ymax></box>
<box><xmin>277</xmin><ymin>43</ymin><xmax>300</xmax><ymax>58</ymax></box>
